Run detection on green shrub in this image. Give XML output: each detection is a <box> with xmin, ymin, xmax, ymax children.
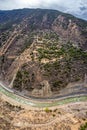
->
<box><xmin>80</xmin><ymin>122</ymin><xmax>87</xmax><ymax>130</ymax></box>
<box><xmin>45</xmin><ymin>107</ymin><xmax>50</xmax><ymax>113</ymax></box>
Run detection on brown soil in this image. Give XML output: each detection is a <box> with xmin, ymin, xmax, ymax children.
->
<box><xmin>0</xmin><ymin>98</ymin><xmax>87</xmax><ymax>130</ymax></box>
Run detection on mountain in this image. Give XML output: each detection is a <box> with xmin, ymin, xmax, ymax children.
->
<box><xmin>0</xmin><ymin>8</ymin><xmax>87</xmax><ymax>97</ymax></box>
<box><xmin>0</xmin><ymin>8</ymin><xmax>87</xmax><ymax>48</ymax></box>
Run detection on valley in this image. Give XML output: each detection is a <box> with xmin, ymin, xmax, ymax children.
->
<box><xmin>0</xmin><ymin>8</ymin><xmax>87</xmax><ymax>130</ymax></box>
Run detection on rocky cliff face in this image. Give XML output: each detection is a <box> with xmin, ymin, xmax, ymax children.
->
<box><xmin>52</xmin><ymin>14</ymin><xmax>87</xmax><ymax>49</ymax></box>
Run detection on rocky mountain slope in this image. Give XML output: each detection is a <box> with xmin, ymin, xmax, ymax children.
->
<box><xmin>0</xmin><ymin>8</ymin><xmax>87</xmax><ymax>97</ymax></box>
<box><xmin>0</xmin><ymin>9</ymin><xmax>87</xmax><ymax>47</ymax></box>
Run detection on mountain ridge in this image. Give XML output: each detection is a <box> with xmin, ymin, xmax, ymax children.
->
<box><xmin>0</xmin><ymin>8</ymin><xmax>87</xmax><ymax>50</ymax></box>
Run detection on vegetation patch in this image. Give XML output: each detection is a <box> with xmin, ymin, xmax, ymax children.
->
<box><xmin>79</xmin><ymin>122</ymin><xmax>87</xmax><ymax>130</ymax></box>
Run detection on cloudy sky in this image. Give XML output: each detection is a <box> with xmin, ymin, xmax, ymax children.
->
<box><xmin>0</xmin><ymin>0</ymin><xmax>87</xmax><ymax>20</ymax></box>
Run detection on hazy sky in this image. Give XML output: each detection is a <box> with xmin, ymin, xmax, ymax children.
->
<box><xmin>0</xmin><ymin>0</ymin><xmax>87</xmax><ymax>20</ymax></box>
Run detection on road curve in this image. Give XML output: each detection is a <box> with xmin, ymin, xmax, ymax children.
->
<box><xmin>0</xmin><ymin>81</ymin><xmax>87</xmax><ymax>108</ymax></box>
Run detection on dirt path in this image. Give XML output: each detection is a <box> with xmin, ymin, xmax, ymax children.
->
<box><xmin>6</xmin><ymin>42</ymin><xmax>35</xmax><ymax>87</ymax></box>
<box><xmin>0</xmin><ymin>31</ymin><xmax>19</xmax><ymax>56</ymax></box>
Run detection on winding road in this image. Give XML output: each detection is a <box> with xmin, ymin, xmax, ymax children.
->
<box><xmin>0</xmin><ymin>81</ymin><xmax>87</xmax><ymax>108</ymax></box>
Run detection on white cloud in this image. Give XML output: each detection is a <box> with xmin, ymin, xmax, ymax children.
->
<box><xmin>0</xmin><ymin>0</ymin><xmax>87</xmax><ymax>20</ymax></box>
